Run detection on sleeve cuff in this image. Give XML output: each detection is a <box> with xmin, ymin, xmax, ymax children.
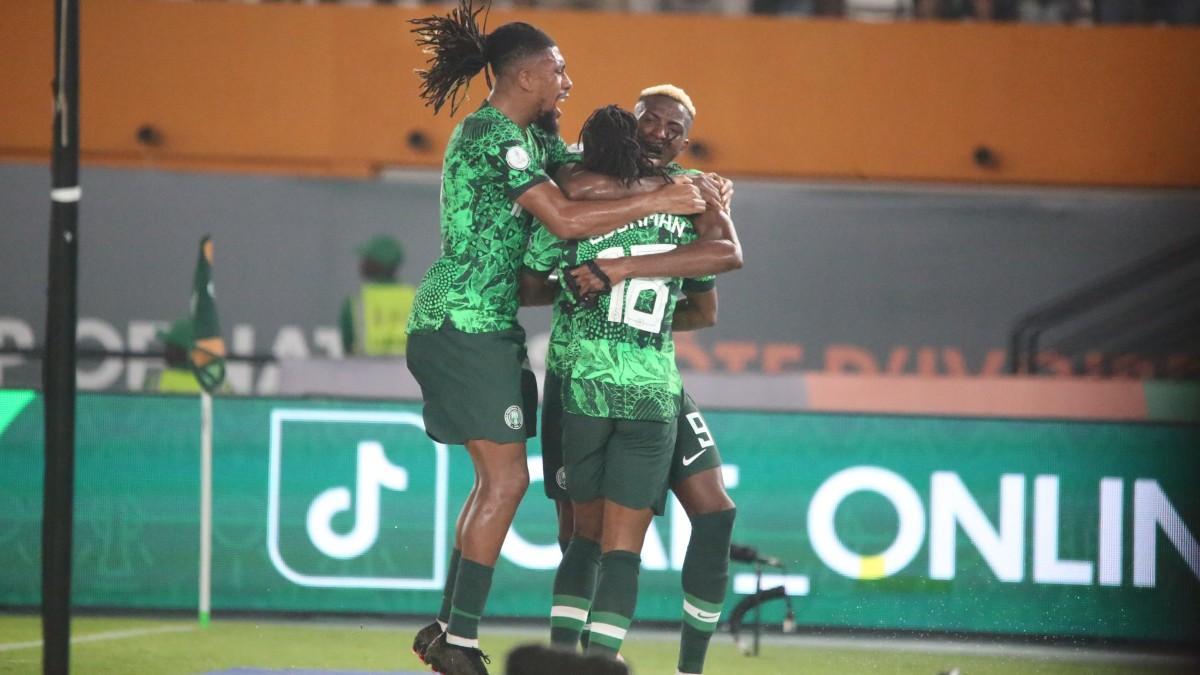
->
<box><xmin>522</xmin><ymin>264</ymin><xmax>554</xmax><ymax>276</ymax></box>
<box><xmin>505</xmin><ymin>174</ymin><xmax>550</xmax><ymax>201</ymax></box>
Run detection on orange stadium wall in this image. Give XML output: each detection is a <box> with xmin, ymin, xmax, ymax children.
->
<box><xmin>1</xmin><ymin>0</ymin><xmax>1199</xmax><ymax>185</ymax></box>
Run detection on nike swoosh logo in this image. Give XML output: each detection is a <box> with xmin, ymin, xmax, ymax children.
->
<box><xmin>681</xmin><ymin>447</ymin><xmax>709</xmax><ymax>467</ymax></box>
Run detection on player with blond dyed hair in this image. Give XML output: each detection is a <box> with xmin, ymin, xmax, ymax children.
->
<box><xmin>524</xmin><ymin>84</ymin><xmax>741</xmax><ymax>675</ymax></box>
<box><xmin>638</xmin><ymin>84</ymin><xmax>696</xmax><ymax>114</ymax></box>
<box><xmin>403</xmin><ymin>3</ymin><xmax>712</xmax><ymax>672</ymax></box>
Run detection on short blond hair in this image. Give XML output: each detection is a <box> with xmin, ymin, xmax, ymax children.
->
<box><xmin>638</xmin><ymin>84</ymin><xmax>696</xmax><ymax>118</ymax></box>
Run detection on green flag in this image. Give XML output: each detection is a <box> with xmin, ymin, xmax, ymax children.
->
<box><xmin>189</xmin><ymin>235</ymin><xmax>226</xmax><ymax>393</ymax></box>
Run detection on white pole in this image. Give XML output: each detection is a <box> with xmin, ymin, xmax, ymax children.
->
<box><xmin>199</xmin><ymin>391</ymin><xmax>213</xmax><ymax>628</ymax></box>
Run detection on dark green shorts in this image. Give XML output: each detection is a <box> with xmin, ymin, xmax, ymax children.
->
<box><xmin>668</xmin><ymin>392</ymin><xmax>724</xmax><ymax>485</ymax></box>
<box><xmin>542</xmin><ymin>385</ymin><xmax>720</xmax><ymax>501</ymax></box>
<box><xmin>541</xmin><ymin>371</ymin><xmax>569</xmax><ymax>500</ymax></box>
<box><xmin>406</xmin><ymin>322</ymin><xmax>537</xmax><ymax>445</ymax></box>
<box><xmin>561</xmin><ymin>411</ymin><xmax>677</xmax><ymax>515</ymax></box>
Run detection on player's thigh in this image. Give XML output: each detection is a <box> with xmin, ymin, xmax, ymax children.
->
<box><xmin>602</xmin><ymin>419</ymin><xmax>676</xmax><ymax>515</ymax></box>
<box><xmin>407</xmin><ymin>323</ymin><xmax>537</xmax><ymax>445</ymax></box>
<box><xmin>561</xmin><ymin>412</ymin><xmax>614</xmax><ymax>505</ymax></box>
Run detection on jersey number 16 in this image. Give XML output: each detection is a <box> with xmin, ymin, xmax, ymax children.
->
<box><xmin>597</xmin><ymin>244</ymin><xmax>676</xmax><ymax>335</ymax></box>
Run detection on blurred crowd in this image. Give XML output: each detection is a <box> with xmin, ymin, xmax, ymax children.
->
<box><xmin>218</xmin><ymin>0</ymin><xmax>1200</xmax><ymax>23</ymax></box>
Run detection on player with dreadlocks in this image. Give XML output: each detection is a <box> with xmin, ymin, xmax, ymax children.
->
<box><xmin>527</xmin><ymin>104</ymin><xmax>738</xmax><ymax>664</ymax></box>
<box><xmin>402</xmin><ymin>3</ymin><xmax>707</xmax><ymax>674</ymax></box>
<box><xmin>523</xmin><ymin>85</ymin><xmax>740</xmax><ymax>675</ymax></box>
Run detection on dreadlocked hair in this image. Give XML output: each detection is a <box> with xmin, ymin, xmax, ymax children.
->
<box><xmin>579</xmin><ymin>105</ymin><xmax>669</xmax><ymax>187</ymax></box>
<box><xmin>410</xmin><ymin>1</ymin><xmax>556</xmax><ymax>116</ymax></box>
<box><xmin>410</xmin><ymin>0</ymin><xmax>489</xmax><ymax>115</ymax></box>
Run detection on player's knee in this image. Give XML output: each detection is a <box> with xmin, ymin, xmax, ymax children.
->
<box><xmin>718</xmin><ymin>503</ymin><xmax>737</xmax><ymax>528</ymax></box>
<box><xmin>674</xmin><ymin>468</ymin><xmax>735</xmax><ymax>516</ymax></box>
<box><xmin>484</xmin><ymin>471</ymin><xmax>529</xmax><ymax>505</ymax></box>
<box><xmin>558</xmin><ymin>515</ymin><xmax>573</xmax><ymax>538</ymax></box>
<box><xmin>686</xmin><ymin>492</ymin><xmax>736</xmax><ymax>517</ymax></box>
<box><xmin>709</xmin><ymin>492</ymin><xmax>737</xmax><ymax>515</ymax></box>
<box><xmin>507</xmin><ymin>471</ymin><xmax>531</xmax><ymax>501</ymax></box>
<box><xmin>572</xmin><ymin>506</ymin><xmax>603</xmax><ymax>541</ymax></box>
<box><xmin>574</xmin><ymin>520</ymin><xmax>601</xmax><ymax>541</ymax></box>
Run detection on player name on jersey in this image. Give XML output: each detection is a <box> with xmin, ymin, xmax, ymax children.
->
<box><xmin>587</xmin><ymin>212</ymin><xmax>690</xmax><ymax>245</ymax></box>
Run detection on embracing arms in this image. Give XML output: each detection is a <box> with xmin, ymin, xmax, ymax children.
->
<box><xmin>515</xmin><ymin>179</ymin><xmax>704</xmax><ymax>240</ymax></box>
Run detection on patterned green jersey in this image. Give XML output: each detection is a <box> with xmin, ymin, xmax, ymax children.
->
<box><xmin>559</xmin><ymin>213</ymin><xmax>713</xmax><ymax>422</ymax></box>
<box><xmin>523</xmin><ymin>224</ymin><xmax>575</xmax><ymax>378</ymax></box>
<box><xmin>408</xmin><ymin>102</ymin><xmax>578</xmax><ymax>334</ymax></box>
<box><xmin>523</xmin><ymin>163</ymin><xmax>711</xmax><ymax>380</ymax></box>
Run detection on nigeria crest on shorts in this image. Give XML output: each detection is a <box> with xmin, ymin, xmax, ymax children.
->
<box><xmin>504</xmin><ymin>404</ymin><xmax>523</xmax><ymax>430</ymax></box>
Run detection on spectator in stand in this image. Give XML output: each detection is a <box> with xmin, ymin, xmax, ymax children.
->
<box><xmin>339</xmin><ymin>235</ymin><xmax>416</xmax><ymax>357</ymax></box>
<box><xmin>750</xmin><ymin>0</ymin><xmax>843</xmax><ymax>15</ymax></box>
<box><xmin>185</xmin><ymin>0</ymin><xmax>1200</xmax><ymax>25</ymax></box>
<box><xmin>915</xmin><ymin>0</ymin><xmax>1019</xmax><ymax>19</ymax></box>
<box><xmin>1095</xmin><ymin>0</ymin><xmax>1199</xmax><ymax>23</ymax></box>
<box><xmin>1018</xmin><ymin>0</ymin><xmax>1089</xmax><ymax>22</ymax></box>
<box><xmin>152</xmin><ymin>320</ymin><xmax>203</xmax><ymax>394</ymax></box>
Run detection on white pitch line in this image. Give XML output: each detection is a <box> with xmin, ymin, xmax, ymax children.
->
<box><xmin>0</xmin><ymin>624</ymin><xmax>195</xmax><ymax>652</ymax></box>
<box><xmin>700</xmin><ymin>632</ymin><xmax>1199</xmax><ymax>667</ymax></box>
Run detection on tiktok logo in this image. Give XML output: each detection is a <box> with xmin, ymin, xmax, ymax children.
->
<box><xmin>268</xmin><ymin>409</ymin><xmax>449</xmax><ymax>590</ymax></box>
<box><xmin>306</xmin><ymin>441</ymin><xmax>409</xmax><ymax>560</ymax></box>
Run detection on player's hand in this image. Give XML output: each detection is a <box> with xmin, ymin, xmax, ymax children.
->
<box><xmin>654</xmin><ymin>181</ymin><xmax>705</xmax><ymax>215</ymax></box>
<box><xmin>708</xmin><ymin>172</ymin><xmax>734</xmax><ymax>214</ymax></box>
<box><xmin>689</xmin><ymin>173</ymin><xmax>726</xmax><ymax>212</ymax></box>
<box><xmin>566</xmin><ymin>258</ymin><xmax>629</xmax><ymax>301</ymax></box>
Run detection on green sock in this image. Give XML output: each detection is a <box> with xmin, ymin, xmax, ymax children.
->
<box><xmin>446</xmin><ymin>558</ymin><xmax>493</xmax><ymax>647</ymax></box>
<box><xmin>551</xmin><ymin>537</ymin><xmax>600</xmax><ymax>648</ymax></box>
<box><xmin>678</xmin><ymin>508</ymin><xmax>736</xmax><ymax>674</ymax></box>
<box><xmin>586</xmin><ymin>550</ymin><xmax>640</xmax><ymax>658</ymax></box>
<box><xmin>437</xmin><ymin>548</ymin><xmax>462</xmax><ymax>625</ymax></box>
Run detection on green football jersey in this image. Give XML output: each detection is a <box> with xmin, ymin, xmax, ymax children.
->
<box><xmin>524</xmin><ymin>225</ymin><xmax>717</xmax><ymax>380</ymax></box>
<box><xmin>524</xmin><ymin>224</ymin><xmax>575</xmax><ymax>378</ymax></box>
<box><xmin>523</xmin><ymin>164</ymin><xmax>711</xmax><ymax>380</ymax></box>
<box><xmin>408</xmin><ymin>103</ymin><xmax>577</xmax><ymax>334</ymax></box>
<box><xmin>559</xmin><ymin>212</ymin><xmax>706</xmax><ymax>423</ymax></box>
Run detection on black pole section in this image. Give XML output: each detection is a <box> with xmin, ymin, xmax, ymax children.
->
<box><xmin>43</xmin><ymin>0</ymin><xmax>80</xmax><ymax>673</ymax></box>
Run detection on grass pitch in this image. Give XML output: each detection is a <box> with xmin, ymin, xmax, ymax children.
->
<box><xmin>0</xmin><ymin>615</ymin><xmax>1195</xmax><ymax>675</ymax></box>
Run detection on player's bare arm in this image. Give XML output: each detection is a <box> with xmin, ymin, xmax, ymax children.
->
<box><xmin>516</xmin><ymin>179</ymin><xmax>704</xmax><ymax>240</ymax></box>
<box><xmin>568</xmin><ymin>204</ymin><xmax>742</xmax><ymax>296</ymax></box>
<box><xmin>553</xmin><ymin>164</ymin><xmax>657</xmax><ymax>200</ymax></box>
<box><xmin>672</xmin><ymin>288</ymin><xmax>718</xmax><ymax>332</ymax></box>
<box><xmin>557</xmin><ymin>165</ymin><xmax>732</xmax><ymax>212</ymax></box>
<box><xmin>518</xmin><ymin>269</ymin><xmax>557</xmax><ymax>307</ymax></box>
